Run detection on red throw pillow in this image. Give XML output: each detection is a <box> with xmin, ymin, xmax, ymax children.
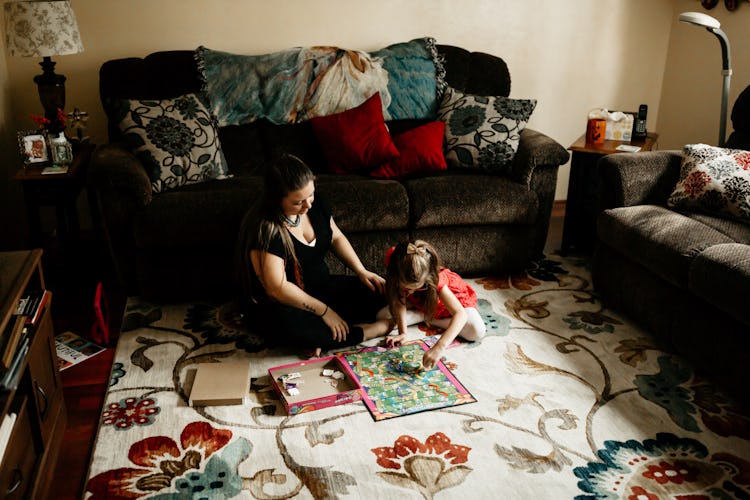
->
<box><xmin>370</xmin><ymin>121</ymin><xmax>447</xmax><ymax>179</ymax></box>
<box><xmin>310</xmin><ymin>92</ymin><xmax>399</xmax><ymax>174</ymax></box>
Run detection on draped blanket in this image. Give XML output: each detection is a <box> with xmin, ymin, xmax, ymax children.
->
<box><xmin>195</xmin><ymin>37</ymin><xmax>446</xmax><ymax>126</ymax></box>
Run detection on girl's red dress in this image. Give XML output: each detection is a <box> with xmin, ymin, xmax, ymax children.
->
<box><xmin>409</xmin><ymin>268</ymin><xmax>478</xmax><ymax>319</ymax></box>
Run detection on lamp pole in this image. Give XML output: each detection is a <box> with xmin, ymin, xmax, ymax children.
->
<box><xmin>713</xmin><ymin>28</ymin><xmax>731</xmax><ymax>147</ymax></box>
<box><xmin>679</xmin><ymin>12</ymin><xmax>732</xmax><ymax>147</ymax></box>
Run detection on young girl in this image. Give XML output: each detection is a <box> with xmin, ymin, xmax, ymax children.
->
<box><xmin>378</xmin><ymin>240</ymin><xmax>486</xmax><ymax>369</ymax></box>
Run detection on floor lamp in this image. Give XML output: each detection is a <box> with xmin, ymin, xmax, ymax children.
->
<box><xmin>679</xmin><ymin>11</ymin><xmax>732</xmax><ymax>147</ymax></box>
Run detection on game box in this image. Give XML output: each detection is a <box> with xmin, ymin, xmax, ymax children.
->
<box><xmin>268</xmin><ymin>356</ymin><xmax>362</xmax><ymax>415</ymax></box>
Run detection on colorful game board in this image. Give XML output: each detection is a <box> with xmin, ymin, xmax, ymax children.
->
<box><xmin>342</xmin><ymin>342</ymin><xmax>475</xmax><ymax>421</ymax></box>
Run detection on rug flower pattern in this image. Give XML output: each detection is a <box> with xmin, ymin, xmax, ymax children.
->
<box><xmin>85</xmin><ymin>257</ymin><xmax>750</xmax><ymax>499</ymax></box>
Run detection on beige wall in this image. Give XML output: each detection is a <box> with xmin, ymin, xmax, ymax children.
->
<box><xmin>658</xmin><ymin>0</ymin><xmax>750</xmax><ymax>149</ymax></box>
<box><xmin>0</xmin><ymin>0</ymin><xmax>690</xmax><ymax>247</ymax></box>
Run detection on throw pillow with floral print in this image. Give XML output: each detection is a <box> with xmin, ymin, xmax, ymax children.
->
<box><xmin>114</xmin><ymin>93</ymin><xmax>231</xmax><ymax>194</ymax></box>
<box><xmin>437</xmin><ymin>86</ymin><xmax>536</xmax><ymax>174</ymax></box>
<box><xmin>668</xmin><ymin>143</ymin><xmax>750</xmax><ymax>222</ymax></box>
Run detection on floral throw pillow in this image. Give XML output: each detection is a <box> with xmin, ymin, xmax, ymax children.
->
<box><xmin>668</xmin><ymin>143</ymin><xmax>750</xmax><ymax>222</ymax></box>
<box><xmin>114</xmin><ymin>93</ymin><xmax>230</xmax><ymax>194</ymax></box>
<box><xmin>438</xmin><ymin>86</ymin><xmax>536</xmax><ymax>174</ymax></box>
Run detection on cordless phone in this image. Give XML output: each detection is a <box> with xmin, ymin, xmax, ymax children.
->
<box><xmin>632</xmin><ymin>104</ymin><xmax>648</xmax><ymax>140</ymax></box>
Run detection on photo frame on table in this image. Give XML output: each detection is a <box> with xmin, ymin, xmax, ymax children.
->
<box><xmin>17</xmin><ymin>130</ymin><xmax>50</xmax><ymax>165</ymax></box>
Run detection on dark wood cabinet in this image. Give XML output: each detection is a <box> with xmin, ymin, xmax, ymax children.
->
<box><xmin>0</xmin><ymin>250</ymin><xmax>66</xmax><ymax>499</ymax></box>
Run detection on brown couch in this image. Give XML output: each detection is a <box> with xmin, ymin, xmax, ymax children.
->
<box><xmin>89</xmin><ymin>44</ymin><xmax>569</xmax><ymax>302</ymax></box>
<box><xmin>592</xmin><ymin>85</ymin><xmax>750</xmax><ymax>402</ymax></box>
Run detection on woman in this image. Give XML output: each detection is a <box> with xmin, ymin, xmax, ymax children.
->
<box><xmin>236</xmin><ymin>154</ymin><xmax>391</xmax><ymax>354</ymax></box>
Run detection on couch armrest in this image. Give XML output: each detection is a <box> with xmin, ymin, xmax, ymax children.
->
<box><xmin>88</xmin><ymin>143</ymin><xmax>153</xmax><ymax>207</ymax></box>
<box><xmin>598</xmin><ymin>150</ymin><xmax>682</xmax><ymax>210</ymax></box>
<box><xmin>512</xmin><ymin>128</ymin><xmax>570</xmax><ymax>187</ymax></box>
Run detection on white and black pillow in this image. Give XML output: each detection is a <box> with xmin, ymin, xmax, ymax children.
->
<box><xmin>668</xmin><ymin>143</ymin><xmax>750</xmax><ymax>222</ymax></box>
<box><xmin>438</xmin><ymin>86</ymin><xmax>536</xmax><ymax>174</ymax></box>
<box><xmin>115</xmin><ymin>93</ymin><xmax>230</xmax><ymax>194</ymax></box>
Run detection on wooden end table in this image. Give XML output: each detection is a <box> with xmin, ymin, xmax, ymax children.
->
<box><xmin>13</xmin><ymin>143</ymin><xmax>96</xmax><ymax>248</ymax></box>
<box><xmin>560</xmin><ymin>132</ymin><xmax>659</xmax><ymax>254</ymax></box>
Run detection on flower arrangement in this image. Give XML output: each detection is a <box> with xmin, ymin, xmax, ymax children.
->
<box><xmin>30</xmin><ymin>108</ymin><xmax>66</xmax><ymax>134</ymax></box>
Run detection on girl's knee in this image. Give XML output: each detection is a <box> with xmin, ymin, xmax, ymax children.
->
<box><xmin>460</xmin><ymin>309</ymin><xmax>486</xmax><ymax>341</ymax></box>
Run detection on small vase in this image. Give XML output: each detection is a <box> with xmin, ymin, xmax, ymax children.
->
<box><xmin>50</xmin><ymin>132</ymin><xmax>73</xmax><ymax>165</ymax></box>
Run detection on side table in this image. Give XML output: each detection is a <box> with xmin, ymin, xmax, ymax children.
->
<box><xmin>13</xmin><ymin>143</ymin><xmax>96</xmax><ymax>248</ymax></box>
<box><xmin>561</xmin><ymin>132</ymin><xmax>658</xmax><ymax>254</ymax></box>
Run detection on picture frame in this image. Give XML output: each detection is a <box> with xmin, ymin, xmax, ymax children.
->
<box><xmin>17</xmin><ymin>130</ymin><xmax>50</xmax><ymax>165</ymax></box>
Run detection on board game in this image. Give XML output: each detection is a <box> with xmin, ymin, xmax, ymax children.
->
<box><xmin>342</xmin><ymin>341</ymin><xmax>475</xmax><ymax>421</ymax></box>
<box><xmin>268</xmin><ymin>356</ymin><xmax>363</xmax><ymax>415</ymax></box>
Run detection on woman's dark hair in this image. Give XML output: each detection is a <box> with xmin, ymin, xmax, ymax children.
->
<box><xmin>236</xmin><ymin>154</ymin><xmax>315</xmax><ymax>302</ymax></box>
<box><xmin>385</xmin><ymin>240</ymin><xmax>442</xmax><ymax>321</ymax></box>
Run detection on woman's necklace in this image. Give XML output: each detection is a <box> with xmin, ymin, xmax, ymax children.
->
<box><xmin>283</xmin><ymin>214</ymin><xmax>301</xmax><ymax>227</ymax></box>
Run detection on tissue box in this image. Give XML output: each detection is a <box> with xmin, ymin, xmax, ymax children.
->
<box><xmin>605</xmin><ymin>112</ymin><xmax>634</xmax><ymax>141</ymax></box>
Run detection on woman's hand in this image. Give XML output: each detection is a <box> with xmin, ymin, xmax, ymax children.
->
<box><xmin>321</xmin><ymin>307</ymin><xmax>349</xmax><ymax>343</ymax></box>
<box><xmin>358</xmin><ymin>269</ymin><xmax>386</xmax><ymax>294</ymax></box>
<box><xmin>422</xmin><ymin>345</ymin><xmax>445</xmax><ymax>370</ymax></box>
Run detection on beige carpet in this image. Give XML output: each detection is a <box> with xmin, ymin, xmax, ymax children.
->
<box><xmin>84</xmin><ymin>256</ymin><xmax>750</xmax><ymax>499</ymax></box>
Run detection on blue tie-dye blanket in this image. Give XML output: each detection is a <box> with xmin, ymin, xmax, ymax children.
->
<box><xmin>195</xmin><ymin>37</ymin><xmax>446</xmax><ymax>126</ymax></box>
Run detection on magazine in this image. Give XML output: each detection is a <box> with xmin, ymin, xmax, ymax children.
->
<box><xmin>55</xmin><ymin>331</ymin><xmax>105</xmax><ymax>371</ymax></box>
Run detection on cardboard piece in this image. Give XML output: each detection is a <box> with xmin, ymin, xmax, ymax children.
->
<box><xmin>189</xmin><ymin>361</ymin><xmax>251</xmax><ymax>407</ymax></box>
<box><xmin>269</xmin><ymin>356</ymin><xmax>362</xmax><ymax>415</ymax></box>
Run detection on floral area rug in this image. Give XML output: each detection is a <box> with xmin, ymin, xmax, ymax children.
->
<box><xmin>84</xmin><ymin>256</ymin><xmax>750</xmax><ymax>499</ymax></box>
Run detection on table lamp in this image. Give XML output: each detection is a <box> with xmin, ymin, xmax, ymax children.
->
<box><xmin>679</xmin><ymin>11</ymin><xmax>732</xmax><ymax>147</ymax></box>
<box><xmin>3</xmin><ymin>1</ymin><xmax>84</xmax><ymax>134</ymax></box>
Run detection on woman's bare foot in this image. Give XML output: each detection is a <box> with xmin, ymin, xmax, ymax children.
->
<box><xmin>359</xmin><ymin>318</ymin><xmax>393</xmax><ymax>340</ymax></box>
<box><xmin>305</xmin><ymin>347</ymin><xmax>322</xmax><ymax>358</ymax></box>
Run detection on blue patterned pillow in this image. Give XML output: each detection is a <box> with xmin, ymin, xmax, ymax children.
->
<box><xmin>114</xmin><ymin>93</ymin><xmax>230</xmax><ymax>194</ymax></box>
<box><xmin>438</xmin><ymin>87</ymin><xmax>536</xmax><ymax>174</ymax></box>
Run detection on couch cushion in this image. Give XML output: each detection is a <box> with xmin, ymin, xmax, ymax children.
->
<box><xmin>314</xmin><ymin>175</ymin><xmax>409</xmax><ymax>233</ymax></box>
<box><xmin>370</xmin><ymin>121</ymin><xmax>447</xmax><ymax>180</ymax></box>
<box><xmin>438</xmin><ymin>86</ymin><xmax>536</xmax><ymax>174</ymax></box>
<box><xmin>597</xmin><ymin>205</ymin><xmax>737</xmax><ymax>288</ymax></box>
<box><xmin>311</xmin><ymin>93</ymin><xmax>400</xmax><ymax>174</ymax></box>
<box><xmin>133</xmin><ymin>176</ymin><xmax>262</xmax><ymax>248</ymax></box>
<box><xmin>689</xmin><ymin>243</ymin><xmax>750</xmax><ymax>326</ymax></box>
<box><xmin>114</xmin><ymin>93</ymin><xmax>231</xmax><ymax>193</ymax></box>
<box><xmin>685</xmin><ymin>212</ymin><xmax>750</xmax><ymax>244</ymax></box>
<box><xmin>217</xmin><ymin>122</ymin><xmax>267</xmax><ymax>176</ymax></box>
<box><xmin>259</xmin><ymin>121</ymin><xmax>327</xmax><ymax>173</ymax></box>
<box><xmin>405</xmin><ymin>174</ymin><xmax>538</xmax><ymax>228</ymax></box>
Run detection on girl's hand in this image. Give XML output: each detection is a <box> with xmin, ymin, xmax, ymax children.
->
<box><xmin>322</xmin><ymin>308</ymin><xmax>349</xmax><ymax>343</ymax></box>
<box><xmin>358</xmin><ymin>269</ymin><xmax>386</xmax><ymax>294</ymax></box>
<box><xmin>385</xmin><ymin>333</ymin><xmax>405</xmax><ymax>348</ymax></box>
<box><xmin>422</xmin><ymin>345</ymin><xmax>445</xmax><ymax>370</ymax></box>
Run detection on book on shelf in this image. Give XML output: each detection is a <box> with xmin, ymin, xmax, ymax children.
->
<box><xmin>55</xmin><ymin>331</ymin><xmax>105</xmax><ymax>371</ymax></box>
<box><xmin>0</xmin><ymin>316</ymin><xmax>27</xmax><ymax>371</ymax></box>
<box><xmin>0</xmin><ymin>412</ymin><xmax>17</xmax><ymax>462</ymax></box>
<box><xmin>0</xmin><ymin>337</ymin><xmax>30</xmax><ymax>390</ymax></box>
<box><xmin>14</xmin><ymin>289</ymin><xmax>50</xmax><ymax>326</ymax></box>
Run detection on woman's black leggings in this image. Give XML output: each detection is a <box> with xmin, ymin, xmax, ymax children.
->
<box><xmin>255</xmin><ymin>275</ymin><xmax>385</xmax><ymax>350</ymax></box>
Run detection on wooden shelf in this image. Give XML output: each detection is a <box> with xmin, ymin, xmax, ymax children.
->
<box><xmin>0</xmin><ymin>250</ymin><xmax>66</xmax><ymax>499</ymax></box>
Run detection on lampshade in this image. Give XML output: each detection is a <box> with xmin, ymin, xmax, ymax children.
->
<box><xmin>678</xmin><ymin>11</ymin><xmax>721</xmax><ymax>30</ymax></box>
<box><xmin>4</xmin><ymin>1</ymin><xmax>83</xmax><ymax>58</ymax></box>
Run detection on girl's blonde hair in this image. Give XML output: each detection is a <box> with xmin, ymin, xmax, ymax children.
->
<box><xmin>385</xmin><ymin>240</ymin><xmax>442</xmax><ymax>321</ymax></box>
